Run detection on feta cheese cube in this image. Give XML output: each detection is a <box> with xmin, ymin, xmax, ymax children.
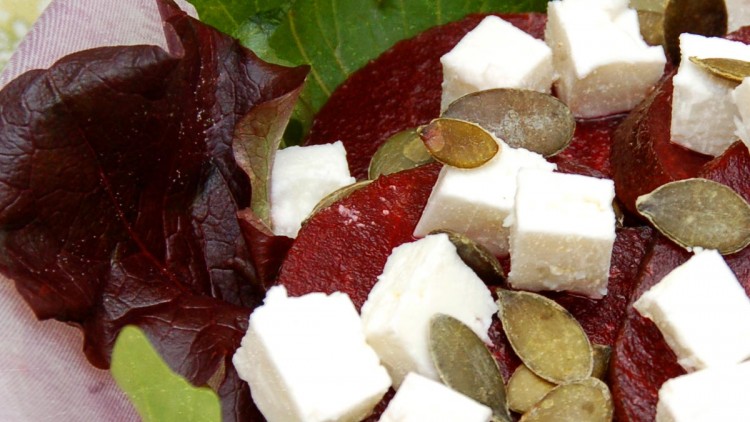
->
<box><xmin>656</xmin><ymin>362</ymin><xmax>750</xmax><ymax>422</ymax></box>
<box><xmin>379</xmin><ymin>373</ymin><xmax>492</xmax><ymax>422</ymax></box>
<box><xmin>413</xmin><ymin>142</ymin><xmax>555</xmax><ymax>256</ymax></box>
<box><xmin>440</xmin><ymin>15</ymin><xmax>555</xmax><ymax>111</ymax></box>
<box><xmin>633</xmin><ymin>249</ymin><xmax>750</xmax><ymax>372</ymax></box>
<box><xmin>232</xmin><ymin>286</ymin><xmax>391</xmax><ymax>422</ymax></box>
<box><xmin>545</xmin><ymin>0</ymin><xmax>666</xmax><ymax>117</ymax></box>
<box><xmin>361</xmin><ymin>234</ymin><xmax>497</xmax><ymax>387</ymax></box>
<box><xmin>270</xmin><ymin>141</ymin><xmax>355</xmax><ymax>238</ymax></box>
<box><xmin>727</xmin><ymin>0</ymin><xmax>750</xmax><ymax>33</ymax></box>
<box><xmin>507</xmin><ymin>169</ymin><xmax>616</xmax><ymax>298</ymax></box>
<box><xmin>671</xmin><ymin>34</ymin><xmax>750</xmax><ymax>156</ymax></box>
<box><xmin>731</xmin><ymin>77</ymin><xmax>750</xmax><ymax>150</ymax></box>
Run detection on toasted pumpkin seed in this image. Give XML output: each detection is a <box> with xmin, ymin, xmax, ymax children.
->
<box><xmin>442</xmin><ymin>89</ymin><xmax>575</xmax><ymax>157</ymax></box>
<box><xmin>418</xmin><ymin>118</ymin><xmax>499</xmax><ymax>168</ymax></box>
<box><xmin>637</xmin><ymin>10</ymin><xmax>665</xmax><ymax>46</ymax></box>
<box><xmin>663</xmin><ymin>0</ymin><xmax>727</xmax><ymax>63</ymax></box>
<box><xmin>591</xmin><ymin>344</ymin><xmax>612</xmax><ymax>381</ymax></box>
<box><xmin>519</xmin><ymin>378</ymin><xmax>613</xmax><ymax>422</ymax></box>
<box><xmin>306</xmin><ymin>180</ymin><xmax>372</xmax><ymax>222</ymax></box>
<box><xmin>429</xmin><ymin>314</ymin><xmax>511</xmax><ymax>422</ymax></box>
<box><xmin>636</xmin><ymin>178</ymin><xmax>750</xmax><ymax>255</ymax></box>
<box><xmin>689</xmin><ymin>56</ymin><xmax>750</xmax><ymax>84</ymax></box>
<box><xmin>497</xmin><ymin>289</ymin><xmax>593</xmax><ymax>384</ymax></box>
<box><xmin>429</xmin><ymin>229</ymin><xmax>506</xmax><ymax>285</ymax></box>
<box><xmin>368</xmin><ymin>128</ymin><xmax>434</xmax><ymax>179</ymax></box>
<box><xmin>506</xmin><ymin>364</ymin><xmax>556</xmax><ymax>414</ymax></box>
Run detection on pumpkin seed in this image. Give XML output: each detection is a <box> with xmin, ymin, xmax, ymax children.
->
<box><xmin>689</xmin><ymin>56</ymin><xmax>750</xmax><ymax>84</ymax></box>
<box><xmin>429</xmin><ymin>314</ymin><xmax>511</xmax><ymax>422</ymax></box>
<box><xmin>637</xmin><ymin>10</ymin><xmax>665</xmax><ymax>46</ymax></box>
<box><xmin>497</xmin><ymin>289</ymin><xmax>593</xmax><ymax>384</ymax></box>
<box><xmin>636</xmin><ymin>178</ymin><xmax>750</xmax><ymax>255</ymax></box>
<box><xmin>519</xmin><ymin>378</ymin><xmax>614</xmax><ymax>422</ymax></box>
<box><xmin>591</xmin><ymin>344</ymin><xmax>612</xmax><ymax>381</ymax></box>
<box><xmin>429</xmin><ymin>229</ymin><xmax>506</xmax><ymax>285</ymax></box>
<box><xmin>368</xmin><ymin>128</ymin><xmax>435</xmax><ymax>179</ymax></box>
<box><xmin>418</xmin><ymin>118</ymin><xmax>499</xmax><ymax>168</ymax></box>
<box><xmin>442</xmin><ymin>89</ymin><xmax>575</xmax><ymax>157</ymax></box>
<box><xmin>663</xmin><ymin>0</ymin><xmax>727</xmax><ymax>63</ymax></box>
<box><xmin>506</xmin><ymin>364</ymin><xmax>556</xmax><ymax>414</ymax></box>
<box><xmin>305</xmin><ymin>180</ymin><xmax>372</xmax><ymax>222</ymax></box>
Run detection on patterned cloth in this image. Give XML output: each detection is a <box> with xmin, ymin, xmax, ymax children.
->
<box><xmin>0</xmin><ymin>1</ymin><xmax>197</xmax><ymax>420</ymax></box>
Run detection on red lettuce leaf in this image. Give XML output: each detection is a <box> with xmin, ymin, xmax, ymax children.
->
<box><xmin>0</xmin><ymin>1</ymin><xmax>307</xmax><ymax>420</ymax></box>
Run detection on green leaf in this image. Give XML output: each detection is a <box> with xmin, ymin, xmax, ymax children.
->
<box><xmin>111</xmin><ymin>326</ymin><xmax>222</xmax><ymax>422</ymax></box>
<box><xmin>189</xmin><ymin>0</ymin><xmax>548</xmax><ymax>144</ymax></box>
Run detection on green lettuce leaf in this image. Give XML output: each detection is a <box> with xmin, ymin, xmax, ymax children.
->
<box><xmin>111</xmin><ymin>326</ymin><xmax>222</xmax><ymax>422</ymax></box>
<box><xmin>190</xmin><ymin>0</ymin><xmax>548</xmax><ymax>143</ymax></box>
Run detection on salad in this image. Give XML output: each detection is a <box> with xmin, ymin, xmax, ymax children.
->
<box><xmin>0</xmin><ymin>0</ymin><xmax>748</xmax><ymax>421</ymax></box>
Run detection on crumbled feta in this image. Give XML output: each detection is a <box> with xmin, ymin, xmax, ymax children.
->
<box><xmin>361</xmin><ymin>234</ymin><xmax>497</xmax><ymax>387</ymax></box>
<box><xmin>440</xmin><ymin>15</ymin><xmax>555</xmax><ymax>111</ymax></box>
<box><xmin>270</xmin><ymin>141</ymin><xmax>355</xmax><ymax>238</ymax></box>
<box><xmin>413</xmin><ymin>142</ymin><xmax>555</xmax><ymax>256</ymax></box>
<box><xmin>633</xmin><ymin>249</ymin><xmax>750</xmax><ymax>372</ymax></box>
<box><xmin>379</xmin><ymin>373</ymin><xmax>492</xmax><ymax>422</ymax></box>
<box><xmin>507</xmin><ymin>169</ymin><xmax>616</xmax><ymax>298</ymax></box>
<box><xmin>232</xmin><ymin>286</ymin><xmax>391</xmax><ymax>422</ymax></box>
<box><xmin>656</xmin><ymin>361</ymin><xmax>750</xmax><ymax>422</ymax></box>
<box><xmin>671</xmin><ymin>34</ymin><xmax>750</xmax><ymax>156</ymax></box>
<box><xmin>731</xmin><ymin>77</ymin><xmax>750</xmax><ymax>150</ymax></box>
<box><xmin>545</xmin><ymin>0</ymin><xmax>666</xmax><ymax>117</ymax></box>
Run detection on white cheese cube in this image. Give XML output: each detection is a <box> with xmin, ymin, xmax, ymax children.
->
<box><xmin>545</xmin><ymin>0</ymin><xmax>666</xmax><ymax>117</ymax></box>
<box><xmin>413</xmin><ymin>142</ymin><xmax>555</xmax><ymax>256</ymax></box>
<box><xmin>727</xmin><ymin>0</ymin><xmax>750</xmax><ymax>33</ymax></box>
<box><xmin>440</xmin><ymin>15</ymin><xmax>555</xmax><ymax>111</ymax></box>
<box><xmin>232</xmin><ymin>286</ymin><xmax>391</xmax><ymax>422</ymax></box>
<box><xmin>731</xmin><ymin>77</ymin><xmax>750</xmax><ymax>150</ymax></box>
<box><xmin>507</xmin><ymin>169</ymin><xmax>616</xmax><ymax>298</ymax></box>
<box><xmin>671</xmin><ymin>34</ymin><xmax>750</xmax><ymax>156</ymax></box>
<box><xmin>633</xmin><ymin>249</ymin><xmax>750</xmax><ymax>372</ymax></box>
<box><xmin>379</xmin><ymin>373</ymin><xmax>492</xmax><ymax>422</ymax></box>
<box><xmin>361</xmin><ymin>234</ymin><xmax>497</xmax><ymax>387</ymax></box>
<box><xmin>656</xmin><ymin>362</ymin><xmax>750</xmax><ymax>422</ymax></box>
<box><xmin>270</xmin><ymin>141</ymin><xmax>355</xmax><ymax>238</ymax></box>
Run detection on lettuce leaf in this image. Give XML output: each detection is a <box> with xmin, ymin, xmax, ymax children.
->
<box><xmin>0</xmin><ymin>1</ymin><xmax>307</xmax><ymax>420</ymax></box>
<box><xmin>190</xmin><ymin>0</ymin><xmax>548</xmax><ymax>143</ymax></box>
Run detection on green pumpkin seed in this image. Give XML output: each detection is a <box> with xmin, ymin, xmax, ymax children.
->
<box><xmin>663</xmin><ymin>0</ymin><xmax>727</xmax><ymax>63</ymax></box>
<box><xmin>430</xmin><ymin>229</ymin><xmax>506</xmax><ymax>285</ymax></box>
<box><xmin>368</xmin><ymin>128</ymin><xmax>435</xmax><ymax>179</ymax></box>
<box><xmin>506</xmin><ymin>364</ymin><xmax>556</xmax><ymax>414</ymax></box>
<box><xmin>636</xmin><ymin>178</ymin><xmax>750</xmax><ymax>255</ymax></box>
<box><xmin>591</xmin><ymin>344</ymin><xmax>612</xmax><ymax>381</ymax></box>
<box><xmin>497</xmin><ymin>290</ymin><xmax>593</xmax><ymax>384</ymax></box>
<box><xmin>689</xmin><ymin>56</ymin><xmax>750</xmax><ymax>84</ymax></box>
<box><xmin>442</xmin><ymin>89</ymin><xmax>575</xmax><ymax>157</ymax></box>
<box><xmin>429</xmin><ymin>314</ymin><xmax>511</xmax><ymax>422</ymax></box>
<box><xmin>519</xmin><ymin>378</ymin><xmax>614</xmax><ymax>422</ymax></box>
<box><xmin>418</xmin><ymin>118</ymin><xmax>500</xmax><ymax>168</ymax></box>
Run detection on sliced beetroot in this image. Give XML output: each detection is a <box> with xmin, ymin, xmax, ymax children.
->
<box><xmin>304</xmin><ymin>13</ymin><xmax>548</xmax><ymax>180</ymax></box>
<box><xmin>698</xmin><ymin>141</ymin><xmax>750</xmax><ymax>202</ymax></box>
<box><xmin>610</xmin><ymin>75</ymin><xmax>712</xmax><ymax>216</ymax></box>
<box><xmin>550</xmin><ymin>115</ymin><xmax>625</xmax><ymax>178</ymax></box>
<box><xmin>277</xmin><ymin>163</ymin><xmax>442</xmax><ymax>308</ymax></box>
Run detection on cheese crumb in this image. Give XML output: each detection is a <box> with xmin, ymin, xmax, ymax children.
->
<box><xmin>270</xmin><ymin>141</ymin><xmax>355</xmax><ymax>238</ymax></box>
<box><xmin>508</xmin><ymin>169</ymin><xmax>616</xmax><ymax>298</ymax></box>
<box><xmin>633</xmin><ymin>249</ymin><xmax>750</xmax><ymax>372</ymax></box>
<box><xmin>545</xmin><ymin>0</ymin><xmax>666</xmax><ymax>118</ymax></box>
<box><xmin>361</xmin><ymin>234</ymin><xmax>497</xmax><ymax>387</ymax></box>
<box><xmin>440</xmin><ymin>15</ymin><xmax>555</xmax><ymax>111</ymax></box>
<box><xmin>379</xmin><ymin>372</ymin><xmax>492</xmax><ymax>422</ymax></box>
<box><xmin>232</xmin><ymin>286</ymin><xmax>391</xmax><ymax>422</ymax></box>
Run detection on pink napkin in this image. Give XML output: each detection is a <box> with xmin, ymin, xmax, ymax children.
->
<box><xmin>0</xmin><ymin>0</ymin><xmax>197</xmax><ymax>420</ymax></box>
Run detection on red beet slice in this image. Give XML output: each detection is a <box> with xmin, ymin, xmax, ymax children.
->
<box><xmin>306</xmin><ymin>12</ymin><xmax>621</xmax><ymax>181</ymax></box>
<box><xmin>699</xmin><ymin>141</ymin><xmax>750</xmax><ymax>203</ymax></box>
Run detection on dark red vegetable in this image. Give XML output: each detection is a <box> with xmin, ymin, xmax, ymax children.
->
<box><xmin>0</xmin><ymin>1</ymin><xmax>307</xmax><ymax>420</ymax></box>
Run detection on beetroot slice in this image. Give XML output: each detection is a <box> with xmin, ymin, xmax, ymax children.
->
<box><xmin>306</xmin><ymin>12</ymin><xmax>621</xmax><ymax>181</ymax></box>
<box><xmin>699</xmin><ymin>141</ymin><xmax>750</xmax><ymax>203</ymax></box>
<box><xmin>277</xmin><ymin>163</ymin><xmax>441</xmax><ymax>309</ymax></box>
